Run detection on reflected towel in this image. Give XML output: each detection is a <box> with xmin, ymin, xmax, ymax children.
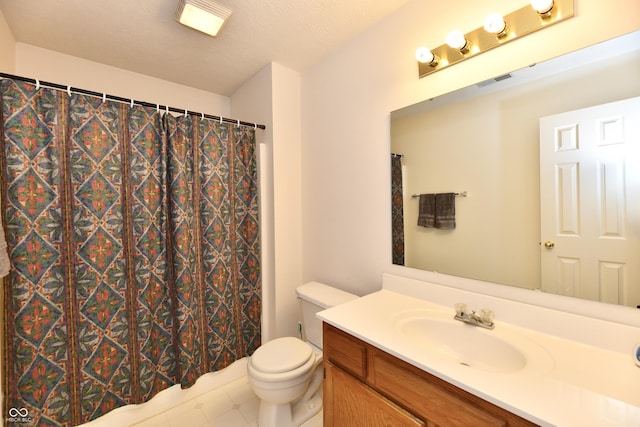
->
<box><xmin>417</xmin><ymin>194</ymin><xmax>436</xmax><ymax>227</ymax></box>
<box><xmin>435</xmin><ymin>193</ymin><xmax>456</xmax><ymax>229</ymax></box>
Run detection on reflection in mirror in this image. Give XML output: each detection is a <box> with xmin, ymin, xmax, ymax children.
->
<box><xmin>391</xmin><ymin>31</ymin><xmax>640</xmax><ymax>307</ymax></box>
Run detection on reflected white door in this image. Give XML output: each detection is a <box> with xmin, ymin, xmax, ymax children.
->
<box><xmin>539</xmin><ymin>97</ymin><xmax>640</xmax><ymax>306</ymax></box>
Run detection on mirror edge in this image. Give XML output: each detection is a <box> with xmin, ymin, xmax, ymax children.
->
<box><xmin>388</xmin><ymin>264</ymin><xmax>640</xmax><ymax>328</ymax></box>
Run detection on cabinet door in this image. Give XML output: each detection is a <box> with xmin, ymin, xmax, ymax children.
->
<box><xmin>325</xmin><ymin>361</ymin><xmax>425</xmax><ymax>427</ymax></box>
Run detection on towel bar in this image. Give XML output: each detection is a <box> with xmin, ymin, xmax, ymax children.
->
<box><xmin>411</xmin><ymin>191</ymin><xmax>467</xmax><ymax>199</ymax></box>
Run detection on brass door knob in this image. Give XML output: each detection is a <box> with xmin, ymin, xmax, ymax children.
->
<box><xmin>544</xmin><ymin>241</ymin><xmax>555</xmax><ymax>249</ymax></box>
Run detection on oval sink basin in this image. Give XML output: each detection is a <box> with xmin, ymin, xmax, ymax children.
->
<box><xmin>393</xmin><ymin>310</ymin><xmax>553</xmax><ymax>374</ymax></box>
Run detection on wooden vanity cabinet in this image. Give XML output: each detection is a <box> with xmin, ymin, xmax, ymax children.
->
<box><xmin>323</xmin><ymin>323</ymin><xmax>538</xmax><ymax>427</ymax></box>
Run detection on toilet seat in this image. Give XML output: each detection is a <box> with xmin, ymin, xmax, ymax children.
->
<box><xmin>250</xmin><ymin>337</ymin><xmax>313</xmax><ymax>374</ymax></box>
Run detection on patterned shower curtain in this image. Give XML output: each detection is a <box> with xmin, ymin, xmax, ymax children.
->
<box><xmin>0</xmin><ymin>78</ymin><xmax>261</xmax><ymax>426</ymax></box>
<box><xmin>391</xmin><ymin>154</ymin><xmax>404</xmax><ymax>265</ymax></box>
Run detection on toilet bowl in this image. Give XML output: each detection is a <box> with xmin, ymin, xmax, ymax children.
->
<box><xmin>247</xmin><ymin>282</ymin><xmax>358</xmax><ymax>427</ymax></box>
<box><xmin>248</xmin><ymin>337</ymin><xmax>323</xmax><ymax>427</ymax></box>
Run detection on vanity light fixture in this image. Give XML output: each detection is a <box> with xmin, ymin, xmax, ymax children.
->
<box><xmin>415</xmin><ymin>47</ymin><xmax>439</xmax><ymax>67</ymax></box>
<box><xmin>446</xmin><ymin>30</ymin><xmax>471</xmax><ymax>54</ymax></box>
<box><xmin>483</xmin><ymin>13</ymin><xmax>508</xmax><ymax>38</ymax></box>
<box><xmin>417</xmin><ymin>0</ymin><xmax>574</xmax><ymax>78</ymax></box>
<box><xmin>531</xmin><ymin>0</ymin><xmax>555</xmax><ymax>17</ymax></box>
<box><xmin>175</xmin><ymin>0</ymin><xmax>232</xmax><ymax>37</ymax></box>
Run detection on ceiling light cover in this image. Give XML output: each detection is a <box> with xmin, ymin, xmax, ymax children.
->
<box><xmin>175</xmin><ymin>0</ymin><xmax>232</xmax><ymax>37</ymax></box>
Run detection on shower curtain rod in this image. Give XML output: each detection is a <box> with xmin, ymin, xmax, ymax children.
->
<box><xmin>0</xmin><ymin>72</ymin><xmax>266</xmax><ymax>130</ymax></box>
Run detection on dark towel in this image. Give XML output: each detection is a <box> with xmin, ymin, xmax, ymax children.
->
<box><xmin>417</xmin><ymin>194</ymin><xmax>436</xmax><ymax>227</ymax></box>
<box><xmin>435</xmin><ymin>193</ymin><xmax>456</xmax><ymax>229</ymax></box>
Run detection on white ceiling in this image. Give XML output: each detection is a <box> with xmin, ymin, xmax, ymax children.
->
<box><xmin>0</xmin><ymin>0</ymin><xmax>411</xmax><ymax>96</ymax></box>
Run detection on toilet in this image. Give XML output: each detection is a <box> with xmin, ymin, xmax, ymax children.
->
<box><xmin>247</xmin><ymin>282</ymin><xmax>357</xmax><ymax>427</ymax></box>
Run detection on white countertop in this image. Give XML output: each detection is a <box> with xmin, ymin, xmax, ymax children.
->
<box><xmin>317</xmin><ymin>289</ymin><xmax>640</xmax><ymax>427</ymax></box>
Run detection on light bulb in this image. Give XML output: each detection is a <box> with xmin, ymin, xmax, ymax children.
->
<box><xmin>484</xmin><ymin>13</ymin><xmax>507</xmax><ymax>36</ymax></box>
<box><xmin>530</xmin><ymin>0</ymin><xmax>554</xmax><ymax>14</ymax></box>
<box><xmin>415</xmin><ymin>47</ymin><xmax>438</xmax><ymax>66</ymax></box>
<box><xmin>446</xmin><ymin>30</ymin><xmax>468</xmax><ymax>51</ymax></box>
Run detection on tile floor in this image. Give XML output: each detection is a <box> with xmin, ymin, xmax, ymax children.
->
<box><xmin>132</xmin><ymin>375</ymin><xmax>259</xmax><ymax>427</ymax></box>
<box><xmin>81</xmin><ymin>357</ymin><xmax>323</xmax><ymax>427</ymax></box>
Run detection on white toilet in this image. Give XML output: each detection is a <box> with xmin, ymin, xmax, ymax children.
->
<box><xmin>247</xmin><ymin>282</ymin><xmax>357</xmax><ymax>427</ymax></box>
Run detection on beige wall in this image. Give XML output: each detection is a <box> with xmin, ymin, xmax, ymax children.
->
<box><xmin>14</xmin><ymin>43</ymin><xmax>229</xmax><ymax>116</ymax></box>
<box><xmin>0</xmin><ymin>9</ymin><xmax>15</xmax><ymax>72</ymax></box>
<box><xmin>300</xmin><ymin>0</ymin><xmax>640</xmax><ymax>297</ymax></box>
<box><xmin>392</xmin><ymin>51</ymin><xmax>640</xmax><ymax>290</ymax></box>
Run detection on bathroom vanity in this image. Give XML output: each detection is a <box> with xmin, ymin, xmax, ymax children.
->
<box><xmin>323</xmin><ymin>322</ymin><xmax>534</xmax><ymax>426</ymax></box>
<box><xmin>318</xmin><ymin>274</ymin><xmax>640</xmax><ymax>426</ymax></box>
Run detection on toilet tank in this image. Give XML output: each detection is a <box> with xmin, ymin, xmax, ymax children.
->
<box><xmin>296</xmin><ymin>282</ymin><xmax>357</xmax><ymax>349</ymax></box>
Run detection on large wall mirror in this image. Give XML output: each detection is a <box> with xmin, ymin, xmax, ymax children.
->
<box><xmin>391</xmin><ymin>30</ymin><xmax>640</xmax><ymax>308</ymax></box>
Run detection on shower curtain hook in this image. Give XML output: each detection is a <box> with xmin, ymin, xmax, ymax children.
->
<box><xmin>165</xmin><ymin>105</ymin><xmax>169</xmax><ymax>114</ymax></box>
<box><xmin>156</xmin><ymin>104</ymin><xmax>160</xmax><ymax>113</ymax></box>
<box><xmin>236</xmin><ymin>119</ymin><xmax>240</xmax><ymax>127</ymax></box>
<box><xmin>254</xmin><ymin>123</ymin><xmax>257</xmax><ymax>130</ymax></box>
<box><xmin>35</xmin><ymin>79</ymin><xmax>40</xmax><ymax>90</ymax></box>
<box><xmin>219</xmin><ymin>116</ymin><xmax>223</xmax><ymax>124</ymax></box>
<box><xmin>102</xmin><ymin>93</ymin><xmax>106</xmax><ymax>103</ymax></box>
<box><xmin>184</xmin><ymin>109</ymin><xmax>188</xmax><ymax>117</ymax></box>
<box><xmin>130</xmin><ymin>99</ymin><xmax>134</xmax><ymax>108</ymax></box>
<box><xmin>201</xmin><ymin>112</ymin><xmax>205</xmax><ymax>120</ymax></box>
<box><xmin>67</xmin><ymin>86</ymin><xmax>72</xmax><ymax>96</ymax></box>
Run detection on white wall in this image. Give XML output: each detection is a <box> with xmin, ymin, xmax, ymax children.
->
<box><xmin>231</xmin><ymin>62</ymin><xmax>303</xmax><ymax>340</ymax></box>
<box><xmin>0</xmin><ymin>9</ymin><xmax>15</xmax><ymax>72</ymax></box>
<box><xmin>267</xmin><ymin>64</ymin><xmax>302</xmax><ymax>339</ymax></box>
<box><xmin>231</xmin><ymin>64</ymin><xmax>276</xmax><ymax>342</ymax></box>
<box><xmin>13</xmin><ymin>43</ymin><xmax>229</xmax><ymax>115</ymax></box>
<box><xmin>300</xmin><ymin>0</ymin><xmax>640</xmax><ymax>297</ymax></box>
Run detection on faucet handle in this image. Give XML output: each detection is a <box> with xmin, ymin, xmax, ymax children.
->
<box><xmin>454</xmin><ymin>303</ymin><xmax>467</xmax><ymax>316</ymax></box>
<box><xmin>478</xmin><ymin>308</ymin><xmax>494</xmax><ymax>325</ymax></box>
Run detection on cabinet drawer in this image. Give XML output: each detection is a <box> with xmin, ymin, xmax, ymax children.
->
<box><xmin>371</xmin><ymin>350</ymin><xmax>507</xmax><ymax>427</ymax></box>
<box><xmin>323</xmin><ymin>323</ymin><xmax>368</xmax><ymax>379</ymax></box>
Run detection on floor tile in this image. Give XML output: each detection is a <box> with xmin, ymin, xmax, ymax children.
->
<box><xmin>224</xmin><ymin>377</ymin><xmax>256</xmax><ymax>405</ymax></box>
<box><xmin>210</xmin><ymin>408</ymin><xmax>248</xmax><ymax>427</ymax></box>
<box><xmin>165</xmin><ymin>402</ymin><xmax>209</xmax><ymax>427</ymax></box>
<box><xmin>238</xmin><ymin>397</ymin><xmax>259</xmax><ymax>423</ymax></box>
<box><xmin>81</xmin><ymin>357</ymin><xmax>323</xmax><ymax>427</ymax></box>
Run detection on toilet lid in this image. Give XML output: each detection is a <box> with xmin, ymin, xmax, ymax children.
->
<box><xmin>251</xmin><ymin>337</ymin><xmax>313</xmax><ymax>373</ymax></box>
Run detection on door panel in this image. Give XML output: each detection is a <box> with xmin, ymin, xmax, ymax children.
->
<box><xmin>540</xmin><ymin>97</ymin><xmax>640</xmax><ymax>306</ymax></box>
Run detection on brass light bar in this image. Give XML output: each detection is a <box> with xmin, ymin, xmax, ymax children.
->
<box><xmin>418</xmin><ymin>0</ymin><xmax>574</xmax><ymax>78</ymax></box>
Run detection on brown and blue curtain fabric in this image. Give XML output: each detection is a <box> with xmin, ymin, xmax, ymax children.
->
<box><xmin>0</xmin><ymin>78</ymin><xmax>261</xmax><ymax>426</ymax></box>
<box><xmin>391</xmin><ymin>154</ymin><xmax>404</xmax><ymax>265</ymax></box>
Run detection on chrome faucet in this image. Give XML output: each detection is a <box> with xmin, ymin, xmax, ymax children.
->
<box><xmin>454</xmin><ymin>303</ymin><xmax>495</xmax><ymax>330</ymax></box>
